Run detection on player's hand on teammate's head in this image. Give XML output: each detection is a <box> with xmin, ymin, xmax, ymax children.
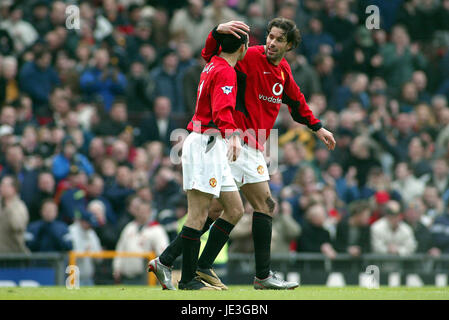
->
<box><xmin>227</xmin><ymin>134</ymin><xmax>242</xmax><ymax>162</ymax></box>
<box><xmin>217</xmin><ymin>21</ymin><xmax>250</xmax><ymax>39</ymax></box>
<box><xmin>315</xmin><ymin>127</ymin><xmax>336</xmax><ymax>151</ymax></box>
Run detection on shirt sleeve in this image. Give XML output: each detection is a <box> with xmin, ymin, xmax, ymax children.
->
<box><xmin>281</xmin><ymin>62</ymin><xmax>323</xmax><ymax>131</ymax></box>
<box><xmin>201</xmin><ymin>27</ymin><xmax>222</xmax><ymax>63</ymax></box>
<box><xmin>210</xmin><ymin>68</ymin><xmax>239</xmax><ymax>137</ymax></box>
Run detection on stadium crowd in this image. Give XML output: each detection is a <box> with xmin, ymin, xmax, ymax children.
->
<box><xmin>0</xmin><ymin>0</ymin><xmax>449</xmax><ymax>283</ymax></box>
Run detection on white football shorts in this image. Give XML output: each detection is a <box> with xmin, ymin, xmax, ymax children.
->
<box><xmin>230</xmin><ymin>143</ymin><xmax>270</xmax><ymax>188</ymax></box>
<box><xmin>182</xmin><ymin>132</ymin><xmax>238</xmax><ymax>198</ymax></box>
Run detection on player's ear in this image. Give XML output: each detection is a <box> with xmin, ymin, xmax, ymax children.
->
<box><xmin>286</xmin><ymin>42</ymin><xmax>293</xmax><ymax>51</ymax></box>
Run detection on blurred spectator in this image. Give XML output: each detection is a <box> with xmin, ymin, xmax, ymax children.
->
<box><xmin>92</xmin><ymin>99</ymin><xmax>129</xmax><ymax>138</ymax></box>
<box><xmin>86</xmin><ymin>174</ymin><xmax>117</xmax><ymax>226</ymax></box>
<box><xmin>371</xmin><ymin>200</ymin><xmax>417</xmax><ymax>256</ymax></box>
<box><xmin>68</xmin><ymin>209</ymin><xmax>102</xmax><ymax>286</ymax></box>
<box><xmin>138</xmin><ymin>96</ymin><xmax>177</xmax><ymax>147</ymax></box>
<box><xmin>52</xmin><ymin>135</ymin><xmax>94</xmax><ymax>181</ymax></box>
<box><xmin>149</xmin><ymin>50</ymin><xmax>185</xmax><ymax>114</ymax></box>
<box><xmin>25</xmin><ymin>199</ymin><xmax>72</xmax><ymax>252</ymax></box>
<box><xmin>296</xmin><ymin>203</ymin><xmax>337</xmax><ymax>259</ymax></box>
<box><xmin>314</xmin><ymin>53</ymin><xmax>338</xmax><ymax>103</ymax></box>
<box><xmin>0</xmin><ymin>143</ymin><xmax>39</xmax><ymax>210</ymax></box>
<box><xmin>0</xmin><ymin>27</ymin><xmax>14</xmax><ymax>56</ymax></box>
<box><xmin>0</xmin><ymin>175</ymin><xmax>29</xmax><ymax>253</ymax></box>
<box><xmin>125</xmin><ymin>59</ymin><xmax>155</xmax><ymax>116</ymax></box>
<box><xmin>425</xmin><ymin>157</ymin><xmax>449</xmax><ymax>197</ymax></box>
<box><xmin>79</xmin><ymin>1</ymin><xmax>113</xmax><ymax>42</ymax></box>
<box><xmin>345</xmin><ymin>135</ymin><xmax>381</xmax><ymax>189</ymax></box>
<box><xmin>279</xmin><ymin>142</ymin><xmax>303</xmax><ymax>186</ymax></box>
<box><xmin>49</xmin><ymin>1</ymin><xmax>67</xmax><ymax>29</ymax></box>
<box><xmin>169</xmin><ymin>0</ymin><xmax>214</xmax><ymax>53</ymax></box>
<box><xmin>341</xmin><ymin>26</ymin><xmax>378</xmax><ymax>75</ymax></box>
<box><xmin>412</xmin><ymin>71</ymin><xmax>432</xmax><ymax>103</ymax></box>
<box><xmin>285</xmin><ymin>51</ymin><xmax>321</xmax><ymax>100</ymax></box>
<box><xmin>18</xmin><ymin>50</ymin><xmax>60</xmax><ymax>115</ymax></box>
<box><xmin>30</xmin><ymin>1</ymin><xmax>52</xmax><ymax>37</ymax></box>
<box><xmin>403</xmin><ymin>198</ymin><xmax>436</xmax><ymax>254</ymax></box>
<box><xmin>79</xmin><ymin>48</ymin><xmax>127</xmax><ymax>112</ymax></box>
<box><xmin>334</xmin><ymin>200</ymin><xmax>371</xmax><ymax>256</ymax></box>
<box><xmin>0</xmin><ymin>56</ymin><xmax>19</xmax><ymax>105</ymax></box>
<box><xmin>113</xmin><ymin>200</ymin><xmax>169</xmax><ymax>284</ymax></box>
<box><xmin>324</xmin><ymin>0</ymin><xmax>356</xmax><ymax>52</ymax></box>
<box><xmin>430</xmin><ymin>208</ymin><xmax>449</xmax><ymax>254</ymax></box>
<box><xmin>182</xmin><ymin>51</ymin><xmax>206</xmax><ymax>115</ymax></box>
<box><xmin>29</xmin><ymin>171</ymin><xmax>56</xmax><ymax>223</ymax></box>
<box><xmin>333</xmin><ymin>73</ymin><xmax>370</xmax><ymax>112</ymax></box>
<box><xmin>271</xmin><ymin>199</ymin><xmax>301</xmax><ymax>253</ymax></box>
<box><xmin>421</xmin><ymin>185</ymin><xmax>445</xmax><ymax>222</ymax></box>
<box><xmin>378</xmin><ymin>25</ymin><xmax>427</xmax><ymax>94</ymax></box>
<box><xmin>88</xmin><ymin>137</ymin><xmax>107</xmax><ymax>171</ymax></box>
<box><xmin>116</xmin><ymin>194</ymin><xmax>142</xmax><ymax>236</ymax></box>
<box><xmin>152</xmin><ymin>166</ymin><xmax>183</xmax><ymax>213</ymax></box>
<box><xmin>104</xmin><ymin>165</ymin><xmax>135</xmax><ymax>215</ymax></box>
<box><xmin>407</xmin><ymin>137</ymin><xmax>433</xmax><ymax>178</ymax></box>
<box><xmin>300</xmin><ymin>16</ymin><xmax>335</xmax><ymax>63</ymax></box>
<box><xmin>391</xmin><ymin>162</ymin><xmax>425</xmax><ymax>205</ymax></box>
<box><xmin>111</xmin><ymin>136</ymin><xmax>134</xmax><ymax>167</ymax></box>
<box><xmin>0</xmin><ymin>4</ymin><xmax>38</xmax><ymax>54</ymax></box>
<box><xmin>203</xmin><ymin>0</ymin><xmax>241</xmax><ymax>26</ymax></box>
<box><xmin>56</xmin><ymin>166</ymin><xmax>90</xmax><ymax>225</ymax></box>
<box><xmin>126</xmin><ymin>20</ymin><xmax>154</xmax><ymax>63</ymax></box>
<box><xmin>88</xmin><ymin>199</ymin><xmax>117</xmax><ymax>250</ymax></box>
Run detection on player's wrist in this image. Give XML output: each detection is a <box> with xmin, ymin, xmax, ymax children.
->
<box><xmin>309</xmin><ymin>122</ymin><xmax>323</xmax><ymax>132</ymax></box>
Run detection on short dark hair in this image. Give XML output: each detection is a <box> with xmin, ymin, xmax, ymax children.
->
<box><xmin>218</xmin><ymin>32</ymin><xmax>248</xmax><ymax>54</ymax></box>
<box><xmin>267</xmin><ymin>17</ymin><xmax>301</xmax><ymax>50</ymax></box>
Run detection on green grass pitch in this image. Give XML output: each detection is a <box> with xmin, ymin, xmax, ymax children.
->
<box><xmin>1</xmin><ymin>286</ymin><xmax>449</xmax><ymax>300</ymax></box>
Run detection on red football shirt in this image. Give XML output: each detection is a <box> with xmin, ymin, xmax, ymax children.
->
<box><xmin>187</xmin><ymin>55</ymin><xmax>239</xmax><ymax>138</ymax></box>
<box><xmin>202</xmin><ymin>29</ymin><xmax>322</xmax><ymax>150</ymax></box>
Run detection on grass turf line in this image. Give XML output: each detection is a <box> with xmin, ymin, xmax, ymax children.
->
<box><xmin>0</xmin><ymin>286</ymin><xmax>448</xmax><ymax>300</ymax></box>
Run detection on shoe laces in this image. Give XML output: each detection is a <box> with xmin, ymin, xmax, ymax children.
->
<box><xmin>271</xmin><ymin>271</ymin><xmax>288</xmax><ymax>283</ymax></box>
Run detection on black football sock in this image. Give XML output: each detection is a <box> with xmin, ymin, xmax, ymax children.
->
<box><xmin>198</xmin><ymin>218</ymin><xmax>235</xmax><ymax>270</ymax></box>
<box><xmin>159</xmin><ymin>217</ymin><xmax>214</xmax><ymax>267</ymax></box>
<box><xmin>180</xmin><ymin>226</ymin><xmax>202</xmax><ymax>284</ymax></box>
<box><xmin>252</xmin><ymin>211</ymin><xmax>272</xmax><ymax>279</ymax></box>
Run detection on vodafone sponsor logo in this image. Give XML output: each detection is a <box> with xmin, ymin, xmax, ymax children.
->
<box><xmin>258</xmin><ymin>94</ymin><xmax>282</xmax><ymax>104</ymax></box>
<box><xmin>258</xmin><ymin>82</ymin><xmax>283</xmax><ymax>104</ymax></box>
<box><xmin>272</xmin><ymin>83</ymin><xmax>283</xmax><ymax>96</ymax></box>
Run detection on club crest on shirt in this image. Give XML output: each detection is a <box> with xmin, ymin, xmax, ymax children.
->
<box><xmin>221</xmin><ymin>86</ymin><xmax>233</xmax><ymax>95</ymax></box>
<box><xmin>257</xmin><ymin>165</ymin><xmax>264</xmax><ymax>175</ymax></box>
<box><xmin>209</xmin><ymin>178</ymin><xmax>217</xmax><ymax>188</ymax></box>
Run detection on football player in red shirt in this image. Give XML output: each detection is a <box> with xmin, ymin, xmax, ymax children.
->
<box><xmin>150</xmin><ymin>18</ymin><xmax>335</xmax><ymax>290</ymax></box>
<box><xmin>195</xmin><ymin>18</ymin><xmax>332</xmax><ymax>289</ymax></box>
<box><xmin>149</xmin><ymin>32</ymin><xmax>249</xmax><ymax>290</ymax></box>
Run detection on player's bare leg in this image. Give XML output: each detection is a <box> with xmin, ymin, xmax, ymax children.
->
<box><xmin>197</xmin><ymin>191</ymin><xmax>244</xmax><ymax>290</ymax></box>
<box><xmin>241</xmin><ymin>181</ymin><xmax>299</xmax><ymax>289</ymax></box>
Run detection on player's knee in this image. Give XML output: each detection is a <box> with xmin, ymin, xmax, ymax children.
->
<box><xmin>222</xmin><ymin>206</ymin><xmax>244</xmax><ymax>225</ymax></box>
